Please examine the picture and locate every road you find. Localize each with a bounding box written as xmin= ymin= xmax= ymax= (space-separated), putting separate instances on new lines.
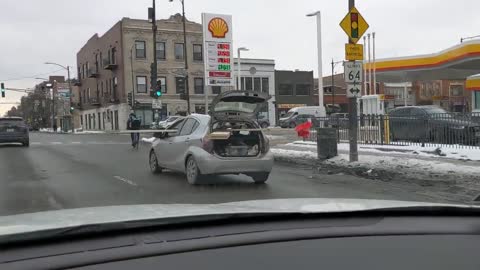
xmin=0 ymin=132 xmax=444 ymax=216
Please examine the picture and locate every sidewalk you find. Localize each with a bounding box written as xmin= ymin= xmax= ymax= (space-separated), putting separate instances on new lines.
xmin=272 ymin=141 xmax=480 ymax=202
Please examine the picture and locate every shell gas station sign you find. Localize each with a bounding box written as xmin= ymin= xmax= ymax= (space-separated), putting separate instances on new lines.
xmin=202 ymin=13 xmax=234 ymax=86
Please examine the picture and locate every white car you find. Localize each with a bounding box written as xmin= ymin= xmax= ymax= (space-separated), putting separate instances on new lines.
xmin=148 ymin=91 xmax=274 ymax=185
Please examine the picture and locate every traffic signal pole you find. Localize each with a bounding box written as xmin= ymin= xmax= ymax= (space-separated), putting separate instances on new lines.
xmin=181 ymin=0 xmax=191 ymax=114
xmin=348 ymin=0 xmax=359 ymax=162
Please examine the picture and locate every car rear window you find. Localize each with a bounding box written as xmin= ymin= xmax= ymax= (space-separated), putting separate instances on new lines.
xmin=0 ymin=119 xmax=24 ymax=126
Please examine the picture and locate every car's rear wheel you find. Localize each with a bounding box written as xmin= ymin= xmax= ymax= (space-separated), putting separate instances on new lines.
xmin=186 ymin=156 xmax=203 ymax=185
xmin=23 ymin=141 xmax=29 ymax=147
xmin=261 ymin=122 xmax=269 ymax=129
xmin=289 ymin=122 xmax=296 ymax=129
xmin=250 ymin=172 xmax=270 ymax=184
xmin=149 ymin=150 xmax=162 ymax=174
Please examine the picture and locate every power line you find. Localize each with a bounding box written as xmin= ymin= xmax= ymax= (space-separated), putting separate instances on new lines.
xmin=0 ymin=68 xmax=66 ymax=82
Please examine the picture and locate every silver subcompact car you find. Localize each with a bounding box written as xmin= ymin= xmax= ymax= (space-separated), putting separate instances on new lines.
xmin=148 ymin=91 xmax=274 ymax=185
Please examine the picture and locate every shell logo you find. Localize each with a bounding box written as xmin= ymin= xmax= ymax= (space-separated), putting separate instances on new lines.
xmin=208 ymin=17 xmax=229 ymax=38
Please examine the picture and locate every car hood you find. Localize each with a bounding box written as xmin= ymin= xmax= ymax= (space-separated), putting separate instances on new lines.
xmin=0 ymin=198 xmax=475 ymax=240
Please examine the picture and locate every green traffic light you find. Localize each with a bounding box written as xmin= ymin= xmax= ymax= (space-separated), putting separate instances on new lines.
xmin=156 ymin=90 xmax=162 ymax=97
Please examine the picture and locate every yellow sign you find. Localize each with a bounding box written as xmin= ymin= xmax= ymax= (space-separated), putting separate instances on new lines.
xmin=345 ymin=43 xmax=364 ymax=60
xmin=340 ymin=7 xmax=369 ymax=44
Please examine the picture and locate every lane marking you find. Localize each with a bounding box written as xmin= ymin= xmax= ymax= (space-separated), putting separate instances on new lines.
xmin=113 ymin=176 xmax=138 ymax=186
xmin=71 ymin=142 xmax=82 ymax=144
xmin=50 ymin=142 xmax=63 ymax=145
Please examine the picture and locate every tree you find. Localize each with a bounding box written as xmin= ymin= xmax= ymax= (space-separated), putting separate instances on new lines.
xmin=6 ymin=106 xmax=22 ymax=117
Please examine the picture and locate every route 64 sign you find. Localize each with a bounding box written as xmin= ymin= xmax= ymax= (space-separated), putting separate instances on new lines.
xmin=344 ymin=61 xmax=363 ymax=84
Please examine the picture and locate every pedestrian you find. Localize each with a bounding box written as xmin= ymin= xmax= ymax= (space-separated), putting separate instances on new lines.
xmin=53 ymin=123 xmax=57 ymax=133
xmin=127 ymin=112 xmax=141 ymax=147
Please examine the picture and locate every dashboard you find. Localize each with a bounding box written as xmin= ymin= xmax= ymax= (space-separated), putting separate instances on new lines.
xmin=1 ymin=213 xmax=479 ymax=270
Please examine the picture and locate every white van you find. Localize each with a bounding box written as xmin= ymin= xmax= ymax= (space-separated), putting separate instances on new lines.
xmin=279 ymin=106 xmax=326 ymax=128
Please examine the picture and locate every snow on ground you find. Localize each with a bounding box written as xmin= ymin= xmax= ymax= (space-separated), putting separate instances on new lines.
xmin=289 ymin=141 xmax=480 ymax=161
xmin=271 ymin=148 xmax=480 ymax=177
xmin=266 ymin=135 xmax=287 ymax=140
xmin=141 ymin=137 xmax=156 ymax=143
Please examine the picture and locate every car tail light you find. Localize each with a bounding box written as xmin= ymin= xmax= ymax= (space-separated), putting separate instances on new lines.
xmin=263 ymin=135 xmax=270 ymax=153
xmin=201 ymin=134 xmax=214 ymax=154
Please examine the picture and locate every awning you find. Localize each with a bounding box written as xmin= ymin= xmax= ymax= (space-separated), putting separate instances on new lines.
xmin=373 ymin=40 xmax=480 ymax=82
xmin=466 ymin=74 xmax=480 ymax=91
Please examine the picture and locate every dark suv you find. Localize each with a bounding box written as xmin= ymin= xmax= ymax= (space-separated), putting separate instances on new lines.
xmin=0 ymin=117 xmax=30 ymax=147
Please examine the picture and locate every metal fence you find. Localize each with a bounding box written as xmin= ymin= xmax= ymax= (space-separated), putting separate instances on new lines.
xmin=307 ymin=113 xmax=480 ymax=149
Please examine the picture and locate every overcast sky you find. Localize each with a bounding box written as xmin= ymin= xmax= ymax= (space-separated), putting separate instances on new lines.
xmin=1 ymin=0 xmax=478 ymax=114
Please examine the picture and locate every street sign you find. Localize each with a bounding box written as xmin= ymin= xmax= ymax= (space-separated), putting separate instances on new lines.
xmin=152 ymin=99 xmax=162 ymax=109
xmin=202 ymin=13 xmax=234 ymax=87
xmin=340 ymin=7 xmax=369 ymax=44
xmin=345 ymin=43 xmax=364 ymax=61
xmin=344 ymin=61 xmax=363 ymax=84
xmin=347 ymin=82 xmax=362 ymax=98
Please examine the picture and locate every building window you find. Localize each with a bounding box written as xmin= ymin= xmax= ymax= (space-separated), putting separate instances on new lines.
xmin=279 ymin=84 xmax=294 ymax=96
xmin=474 ymin=91 xmax=480 ymax=110
xmin=194 ymin=78 xmax=204 ymax=94
xmin=450 ymin=84 xmax=464 ymax=97
xmin=193 ymin=44 xmax=203 ymax=61
xmin=111 ymin=47 xmax=116 ymax=64
xmin=254 ymin=78 xmax=261 ymax=92
xmin=135 ymin=41 xmax=146 ymax=59
xmin=212 ymin=86 xmax=221 ymax=95
xmin=175 ymin=43 xmax=184 ymax=60
xmin=176 ymin=77 xmax=186 ymax=94
xmin=245 ymin=77 xmax=253 ymax=90
xmin=157 ymin=77 xmax=167 ymax=93
xmin=296 ymin=84 xmax=311 ymax=96
xmin=136 ymin=76 xmax=147 ymax=93
xmin=156 ymin=42 xmax=166 ymax=60
xmin=77 ymin=66 xmax=81 ymax=80
xmin=262 ymin=78 xmax=269 ymax=93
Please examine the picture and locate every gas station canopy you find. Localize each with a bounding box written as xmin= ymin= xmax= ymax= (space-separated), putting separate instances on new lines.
xmin=374 ymin=40 xmax=480 ymax=83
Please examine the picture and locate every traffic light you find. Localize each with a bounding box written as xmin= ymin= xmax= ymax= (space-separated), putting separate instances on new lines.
xmin=350 ymin=12 xmax=359 ymax=39
xmin=1 ymin=83 xmax=5 ymax=98
xmin=150 ymin=81 xmax=162 ymax=99
xmin=70 ymin=107 xmax=75 ymax=113
xmin=127 ymin=92 xmax=133 ymax=107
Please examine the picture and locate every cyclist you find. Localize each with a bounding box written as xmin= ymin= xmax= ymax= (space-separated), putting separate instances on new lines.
xmin=127 ymin=112 xmax=141 ymax=147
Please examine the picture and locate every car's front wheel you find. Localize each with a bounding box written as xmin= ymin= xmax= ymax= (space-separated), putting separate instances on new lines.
xmin=289 ymin=122 xmax=296 ymax=129
xmin=149 ymin=150 xmax=162 ymax=174
xmin=250 ymin=172 xmax=270 ymax=184
xmin=186 ymin=156 xmax=203 ymax=185
xmin=261 ymin=122 xmax=269 ymax=129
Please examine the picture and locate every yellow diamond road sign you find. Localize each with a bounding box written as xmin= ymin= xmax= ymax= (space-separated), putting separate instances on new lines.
xmin=340 ymin=7 xmax=369 ymax=44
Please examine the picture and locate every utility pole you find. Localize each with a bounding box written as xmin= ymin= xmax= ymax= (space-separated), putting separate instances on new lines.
xmin=331 ymin=59 xmax=335 ymax=113
xmin=348 ymin=0 xmax=358 ymax=162
xmin=181 ymin=0 xmax=191 ymax=114
xmin=151 ymin=0 xmax=158 ymax=104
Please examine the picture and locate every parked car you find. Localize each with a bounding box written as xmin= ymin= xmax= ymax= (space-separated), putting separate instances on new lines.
xmin=279 ymin=114 xmax=319 ymax=128
xmin=148 ymin=91 xmax=274 ymax=185
xmin=151 ymin=116 xmax=184 ymax=129
xmin=0 ymin=117 xmax=30 ymax=147
xmin=279 ymin=106 xmax=324 ymax=128
xmin=256 ymin=114 xmax=270 ymax=129
xmin=389 ymin=106 xmax=480 ymax=145
xmin=327 ymin=113 xmax=349 ymax=129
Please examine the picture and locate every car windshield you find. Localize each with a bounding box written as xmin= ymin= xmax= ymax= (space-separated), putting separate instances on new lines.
xmin=0 ymin=0 xmax=479 ymax=244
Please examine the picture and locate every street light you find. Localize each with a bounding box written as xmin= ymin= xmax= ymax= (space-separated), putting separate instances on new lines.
xmin=44 ymin=62 xmax=73 ymax=132
xmin=237 ymin=47 xmax=249 ymax=90
xmin=307 ymin=11 xmax=326 ymax=115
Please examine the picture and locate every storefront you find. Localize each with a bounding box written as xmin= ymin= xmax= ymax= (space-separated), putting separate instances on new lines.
xmin=466 ymin=74 xmax=480 ymax=113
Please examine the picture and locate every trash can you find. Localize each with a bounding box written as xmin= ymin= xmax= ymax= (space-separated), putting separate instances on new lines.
xmin=317 ymin=128 xmax=338 ymax=160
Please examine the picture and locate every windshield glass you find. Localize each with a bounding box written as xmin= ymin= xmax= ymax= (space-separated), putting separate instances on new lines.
xmin=0 ymin=0 xmax=479 ymax=243
xmin=213 ymin=101 xmax=258 ymax=113
xmin=0 ymin=119 xmax=23 ymax=126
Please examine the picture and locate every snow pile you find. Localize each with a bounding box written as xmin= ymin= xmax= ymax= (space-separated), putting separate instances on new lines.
xmin=266 ymin=135 xmax=287 ymax=140
xmin=289 ymin=141 xmax=480 ymax=161
xmin=141 ymin=137 xmax=156 ymax=144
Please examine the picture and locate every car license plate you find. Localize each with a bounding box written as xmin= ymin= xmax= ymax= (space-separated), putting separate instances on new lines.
xmin=6 ymin=129 xmax=14 ymax=132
